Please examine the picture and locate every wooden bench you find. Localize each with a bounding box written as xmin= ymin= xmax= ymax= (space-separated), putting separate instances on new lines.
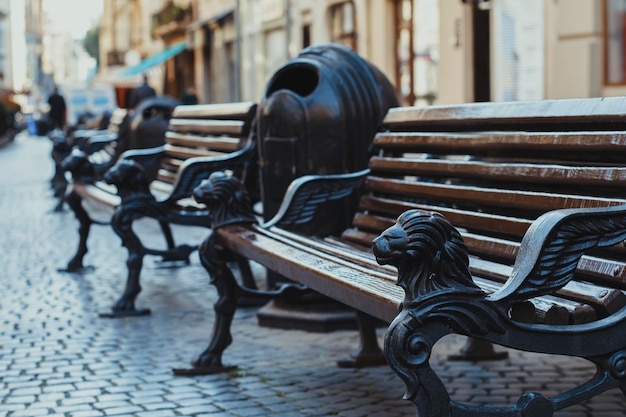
xmin=179 ymin=96 xmax=626 ymax=416
xmin=51 ymin=96 xmax=181 ymax=212
xmin=60 ymin=101 xmax=258 ymax=317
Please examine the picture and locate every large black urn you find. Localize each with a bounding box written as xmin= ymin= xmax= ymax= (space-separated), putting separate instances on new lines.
xmin=257 ymin=43 xmax=399 ymax=233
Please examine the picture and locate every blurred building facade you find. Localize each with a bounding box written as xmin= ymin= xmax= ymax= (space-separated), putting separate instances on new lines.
xmin=95 ymin=0 xmax=626 ymax=107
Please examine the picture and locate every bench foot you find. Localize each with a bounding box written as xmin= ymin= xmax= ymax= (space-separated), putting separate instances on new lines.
xmin=337 ymin=311 xmax=386 ymax=368
xmin=448 ymin=338 xmax=508 ymax=361
xmin=57 ymin=264 xmax=95 ymax=273
xmin=172 ymin=365 xmax=237 ymax=376
xmin=237 ymin=296 xmax=271 ymax=308
xmin=152 ymin=244 xmax=197 ymax=265
xmin=98 ymin=308 xmax=151 ymax=318
xmin=336 ymin=354 xmax=387 ymax=368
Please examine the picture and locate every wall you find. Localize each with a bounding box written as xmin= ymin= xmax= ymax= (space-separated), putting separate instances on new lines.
xmin=545 ymin=0 xmax=602 ymax=99
xmin=436 ymin=0 xmax=471 ymax=104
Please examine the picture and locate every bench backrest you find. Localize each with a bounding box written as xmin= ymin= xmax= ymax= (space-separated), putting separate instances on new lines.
xmin=107 ymin=108 xmax=128 ymax=136
xmin=341 ymin=97 xmax=626 ymax=324
xmin=85 ymin=108 xmax=128 ymax=163
xmin=150 ymin=102 xmax=257 ymax=197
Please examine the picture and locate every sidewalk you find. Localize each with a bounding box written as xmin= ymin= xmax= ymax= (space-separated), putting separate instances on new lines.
xmin=0 ymin=133 xmax=625 ymax=417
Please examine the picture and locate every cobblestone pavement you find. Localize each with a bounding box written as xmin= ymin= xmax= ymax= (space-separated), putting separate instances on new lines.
xmin=1 ymin=133 xmax=626 ymax=416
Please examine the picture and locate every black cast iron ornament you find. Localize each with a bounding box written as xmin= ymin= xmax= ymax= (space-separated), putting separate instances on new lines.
xmin=375 ymin=208 xmax=626 ymax=416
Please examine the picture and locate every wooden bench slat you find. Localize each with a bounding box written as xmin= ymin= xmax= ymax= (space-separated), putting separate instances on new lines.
xmin=382 ymin=97 xmax=626 ymax=128
xmin=370 ymin=157 xmax=626 ymax=187
xmin=163 ymin=144 xmax=226 ymax=159
xmin=373 ymin=131 xmax=626 ymax=153
xmin=340 ymin=228 xmax=379 ymax=248
xmin=168 ymin=119 xmax=244 ymax=136
xmin=165 ymin=132 xmax=241 ymax=152
xmin=219 ymin=225 xmax=403 ymax=323
xmin=269 ymin=228 xmax=396 ymax=278
xmin=73 ymin=183 xmax=120 ymax=208
xmin=171 ymin=101 xmax=256 ymax=119
xmin=160 ymin=157 xmax=182 ymax=172
xmin=358 ymin=195 xmax=533 ymax=238
xmin=156 ymin=169 xmax=177 ymax=185
xmin=365 ymin=176 xmax=626 ymax=213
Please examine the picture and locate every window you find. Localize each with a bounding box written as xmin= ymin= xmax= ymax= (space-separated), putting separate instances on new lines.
xmin=302 ymin=23 xmax=311 ymax=48
xmin=394 ymin=0 xmax=439 ymax=106
xmin=395 ymin=0 xmax=414 ymax=104
xmin=329 ymin=1 xmax=357 ymax=50
xmin=605 ymin=0 xmax=626 ymax=84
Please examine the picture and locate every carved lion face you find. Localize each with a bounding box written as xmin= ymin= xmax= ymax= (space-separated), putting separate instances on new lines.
xmin=104 ymin=159 xmax=149 ymax=190
xmin=61 ymin=150 xmax=94 ymax=179
xmin=192 ymin=171 xmax=233 ymax=206
xmin=372 ymin=224 xmax=409 ymax=267
xmin=192 ymin=171 xmax=256 ymax=229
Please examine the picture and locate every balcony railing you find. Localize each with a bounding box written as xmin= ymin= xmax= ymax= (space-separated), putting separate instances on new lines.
xmin=151 ymin=3 xmax=192 ymax=39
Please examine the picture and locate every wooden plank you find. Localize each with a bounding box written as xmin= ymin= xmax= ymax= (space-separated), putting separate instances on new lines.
xmin=357 ymin=195 xmax=533 ymax=237
xmin=168 ymin=118 xmax=244 ymax=136
xmin=268 ymin=228 xmax=396 ymax=278
xmin=149 ymin=180 xmax=174 ymax=197
xmin=172 ymin=101 xmax=256 ymax=119
xmin=218 ymin=225 xmax=403 ymax=323
xmin=369 ymin=157 xmax=626 ymax=187
xmin=160 ymin=157 xmax=182 ymax=173
xmin=382 ymin=97 xmax=626 ymax=128
xmin=156 ymin=169 xmax=177 ymax=185
xmin=73 ymin=183 xmax=120 ymax=208
xmin=373 ymin=131 xmax=626 ymax=153
xmin=163 ymin=144 xmax=226 ymax=159
xmin=340 ymin=228 xmax=379 ymax=248
xmin=165 ymin=132 xmax=241 ymax=152
xmin=365 ymin=176 xmax=626 ymax=212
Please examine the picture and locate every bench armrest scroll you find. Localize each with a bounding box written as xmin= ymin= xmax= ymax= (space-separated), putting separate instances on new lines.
xmin=262 ymin=169 xmax=370 ymax=229
xmin=489 ymin=205 xmax=626 ymax=305
xmin=82 ymin=133 xmax=119 ymax=154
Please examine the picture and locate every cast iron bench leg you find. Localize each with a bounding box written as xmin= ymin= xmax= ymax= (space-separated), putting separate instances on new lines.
xmin=61 ymin=189 xmax=94 ymax=272
xmin=174 ymin=233 xmax=239 ymax=374
xmin=173 ymin=232 xmax=309 ymax=376
xmin=159 ymin=220 xmax=176 ymax=250
xmin=101 ymin=205 xmax=151 ymax=318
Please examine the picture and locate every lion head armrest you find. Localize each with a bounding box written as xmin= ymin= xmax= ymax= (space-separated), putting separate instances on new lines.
xmin=61 ymin=149 xmax=98 ymax=184
xmin=191 ymin=167 xmax=369 ymax=231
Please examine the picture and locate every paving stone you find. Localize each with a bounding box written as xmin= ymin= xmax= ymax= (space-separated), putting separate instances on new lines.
xmin=135 ymin=410 xmax=177 ymax=417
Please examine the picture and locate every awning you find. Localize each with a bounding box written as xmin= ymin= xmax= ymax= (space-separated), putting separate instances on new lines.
xmin=121 ymin=41 xmax=187 ymax=77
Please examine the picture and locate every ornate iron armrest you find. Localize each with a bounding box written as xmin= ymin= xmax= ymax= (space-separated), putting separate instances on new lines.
xmin=261 ymin=168 xmax=370 ymax=229
xmin=191 ymin=167 xmax=369 ymax=231
xmin=115 ymin=145 xmax=166 ymax=181
xmin=377 ymin=206 xmax=626 ymax=417
xmin=161 ymin=140 xmax=258 ymax=203
xmin=489 ymin=204 xmax=626 ymax=306
xmin=82 ymin=133 xmax=119 ymax=154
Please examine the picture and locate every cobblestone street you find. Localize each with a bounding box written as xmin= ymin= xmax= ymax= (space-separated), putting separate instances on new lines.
xmin=1 ymin=133 xmax=625 ymax=416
